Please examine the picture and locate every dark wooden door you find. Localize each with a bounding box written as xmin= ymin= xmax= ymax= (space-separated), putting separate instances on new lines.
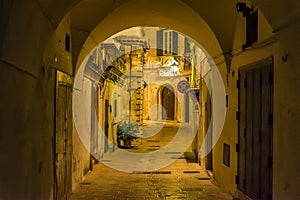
xmin=104 ymin=100 xmax=109 ymax=153
xmin=185 ymin=93 xmax=189 ymax=122
xmin=237 ymin=58 xmax=273 ymax=200
xmin=162 ymin=86 xmax=175 ymax=120
xmin=205 ymin=96 xmax=213 ymax=170
xmin=55 ymin=71 xmax=72 ymax=200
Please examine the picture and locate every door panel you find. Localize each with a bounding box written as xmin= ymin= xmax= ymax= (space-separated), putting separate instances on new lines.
xmin=245 ymin=71 xmax=253 ymax=196
xmin=162 ymin=87 xmax=175 ymax=120
xmin=238 ymin=71 xmax=246 ymax=191
xmin=185 ymin=93 xmax=189 ymax=122
xmin=104 ymin=100 xmax=109 ymax=153
xmin=237 ymin=58 xmax=273 ymax=199
xmin=205 ymin=97 xmax=212 ymax=170
xmin=260 ymin=64 xmax=273 ymax=199
xmin=55 ymin=71 xmax=72 ymax=200
xmin=252 ymin=68 xmax=262 ymax=199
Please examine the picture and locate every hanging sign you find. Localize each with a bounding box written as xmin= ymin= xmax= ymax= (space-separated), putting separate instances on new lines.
xmin=177 ymin=80 xmax=190 ymax=93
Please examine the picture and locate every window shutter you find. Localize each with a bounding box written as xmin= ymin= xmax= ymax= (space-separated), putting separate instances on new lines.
xmin=172 ymin=31 xmax=178 ymax=55
xmin=184 ymin=38 xmax=190 ymax=54
xmin=156 ymin=29 xmax=163 ymax=56
xmin=246 ymin=10 xmax=258 ymax=46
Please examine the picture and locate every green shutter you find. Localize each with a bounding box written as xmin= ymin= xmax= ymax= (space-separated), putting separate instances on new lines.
xmin=172 ymin=31 xmax=178 ymax=55
xmin=156 ymin=29 xmax=163 ymax=56
xmin=184 ymin=38 xmax=190 ymax=54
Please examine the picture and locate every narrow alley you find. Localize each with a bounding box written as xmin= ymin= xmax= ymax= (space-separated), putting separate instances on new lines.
xmin=2 ymin=1 xmax=300 ymax=199
xmin=69 ymin=121 xmax=232 ymax=200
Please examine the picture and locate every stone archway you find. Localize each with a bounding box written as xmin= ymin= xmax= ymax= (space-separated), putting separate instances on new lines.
xmin=2 ymin=0 xmax=300 ymax=199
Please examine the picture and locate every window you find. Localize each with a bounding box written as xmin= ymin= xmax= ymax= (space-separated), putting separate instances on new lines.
xmin=246 ymin=10 xmax=258 ymax=47
xmin=114 ymin=99 xmax=117 ymax=117
xmin=164 ymin=30 xmax=172 ymax=55
xmin=65 ymin=33 xmax=70 ymax=52
xmin=157 ymin=29 xmax=178 ymax=56
xmin=184 ymin=38 xmax=191 ymax=54
xmin=223 ymin=143 xmax=230 ymax=167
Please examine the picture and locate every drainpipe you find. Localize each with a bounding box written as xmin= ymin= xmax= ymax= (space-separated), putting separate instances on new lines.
xmin=129 ymin=50 xmax=132 ymax=124
xmin=191 ymin=43 xmax=196 ymax=87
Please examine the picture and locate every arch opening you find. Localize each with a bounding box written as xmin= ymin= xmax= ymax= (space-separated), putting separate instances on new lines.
xmin=72 ymin=26 xmax=226 ymax=173
xmin=4 ymin=0 xmax=298 ymax=199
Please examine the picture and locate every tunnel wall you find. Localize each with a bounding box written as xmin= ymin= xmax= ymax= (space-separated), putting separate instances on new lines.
xmin=210 ymin=9 xmax=275 ymax=196
xmin=50 ymin=16 xmax=93 ymax=194
xmin=0 ymin=1 xmax=56 ymax=199
xmin=0 ymin=2 xmax=90 ymax=198
xmin=211 ymin=7 xmax=300 ymax=199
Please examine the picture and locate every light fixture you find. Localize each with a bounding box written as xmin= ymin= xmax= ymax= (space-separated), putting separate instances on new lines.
xmin=236 ymin=2 xmax=252 ymax=17
xmin=54 ymin=55 xmax=58 ymax=63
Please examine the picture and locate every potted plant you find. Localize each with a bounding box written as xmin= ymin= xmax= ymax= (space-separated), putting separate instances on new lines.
xmin=117 ymin=120 xmax=139 ymax=148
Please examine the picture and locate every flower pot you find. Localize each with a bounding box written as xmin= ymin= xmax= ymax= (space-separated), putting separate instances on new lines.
xmin=124 ymin=139 xmax=132 ymax=148
xmin=118 ymin=140 xmax=124 ymax=147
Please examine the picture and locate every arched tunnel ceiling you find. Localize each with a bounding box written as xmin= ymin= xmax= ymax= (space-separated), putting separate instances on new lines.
xmin=64 ymin=0 xmax=300 ymax=67
xmin=73 ymin=0 xmax=229 ymax=71
xmin=36 ymin=0 xmax=81 ymax=25
xmin=251 ymin=0 xmax=300 ymax=31
xmin=70 ymin=0 xmax=130 ymax=65
xmin=181 ymin=0 xmax=238 ymax=53
xmin=3 ymin=0 xmax=300 ymax=72
xmin=70 ymin=0 xmax=239 ymax=68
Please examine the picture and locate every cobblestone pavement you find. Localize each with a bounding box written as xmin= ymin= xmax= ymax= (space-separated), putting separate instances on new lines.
xmin=69 ymin=121 xmax=233 ymax=200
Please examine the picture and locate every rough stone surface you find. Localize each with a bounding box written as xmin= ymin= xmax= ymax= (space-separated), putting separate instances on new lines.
xmin=69 ymin=121 xmax=232 ymax=200
xmin=69 ymin=159 xmax=232 ymax=200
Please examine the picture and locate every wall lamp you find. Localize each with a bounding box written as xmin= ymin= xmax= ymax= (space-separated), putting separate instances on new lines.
xmin=236 ymin=2 xmax=253 ymax=17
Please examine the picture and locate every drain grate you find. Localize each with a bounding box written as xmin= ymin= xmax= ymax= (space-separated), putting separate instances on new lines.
xmin=146 ymin=148 xmax=159 ymax=151
xmin=80 ymin=182 xmax=92 ymax=185
xmin=132 ymin=171 xmax=171 ymax=174
xmin=208 ymin=194 xmax=217 ymax=197
xmin=198 ymin=177 xmax=210 ymax=180
xmin=101 ymin=160 xmax=112 ymax=162
xmin=147 ymin=139 xmax=160 ymax=142
xmin=165 ymin=152 xmax=182 ymax=154
xmin=183 ymin=171 xmax=200 ymax=174
xmin=171 ymin=156 xmax=186 ymax=159
xmin=152 ymin=171 xmax=171 ymax=174
xmin=182 ymin=188 xmax=204 ymax=191
xmin=132 ymin=171 xmax=151 ymax=174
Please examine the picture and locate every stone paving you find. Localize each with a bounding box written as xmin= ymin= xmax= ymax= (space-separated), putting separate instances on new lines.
xmin=68 ymin=159 xmax=233 ymax=200
xmin=69 ymin=121 xmax=233 ymax=200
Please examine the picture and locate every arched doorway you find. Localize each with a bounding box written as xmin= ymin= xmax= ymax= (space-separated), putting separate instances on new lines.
xmin=161 ymin=86 xmax=175 ymax=120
